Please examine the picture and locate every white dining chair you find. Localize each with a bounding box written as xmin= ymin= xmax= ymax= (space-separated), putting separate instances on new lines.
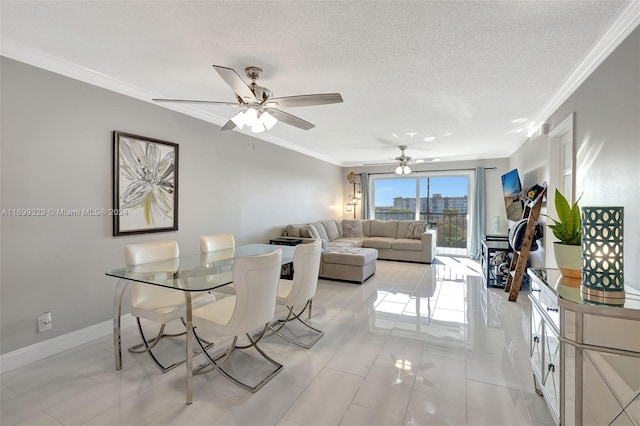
xmin=200 ymin=233 xmax=235 ymax=252
xmin=200 ymin=233 xmax=236 ymax=293
xmin=269 ymin=239 xmax=324 ymax=348
xmin=191 ymin=249 xmax=283 ymax=393
xmin=125 ymin=240 xmax=214 ymax=373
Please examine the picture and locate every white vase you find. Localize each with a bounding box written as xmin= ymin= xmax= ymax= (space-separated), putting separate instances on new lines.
xmin=553 ymin=242 xmax=581 ymax=278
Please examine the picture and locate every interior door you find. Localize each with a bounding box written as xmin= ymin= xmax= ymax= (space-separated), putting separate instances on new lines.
xmin=546 ymin=113 xmax=575 ymax=268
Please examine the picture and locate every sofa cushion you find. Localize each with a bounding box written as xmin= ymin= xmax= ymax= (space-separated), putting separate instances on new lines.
xmin=329 ymin=237 xmax=365 ymax=247
xmin=323 ymin=246 xmax=378 ymax=266
xmin=370 ymin=220 xmax=398 ymax=238
xmin=307 ymin=224 xmax=322 ymax=240
xmin=392 ymin=238 xmax=423 ymax=251
xmin=309 ymin=221 xmax=329 ymax=241
xmin=361 ymin=220 xmax=372 ymax=237
xmin=363 ymin=237 xmax=393 ymax=249
xmin=322 ymin=220 xmax=340 ymax=241
xmin=342 ymin=219 xmax=363 ymax=237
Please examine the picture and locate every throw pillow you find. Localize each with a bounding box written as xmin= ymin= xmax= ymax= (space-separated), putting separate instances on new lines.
xmin=300 ymin=225 xmax=313 ymax=238
xmin=307 ymin=224 xmax=322 ymax=240
xmin=342 ymin=219 xmax=363 ymax=237
xmin=406 ymin=222 xmax=427 ymax=239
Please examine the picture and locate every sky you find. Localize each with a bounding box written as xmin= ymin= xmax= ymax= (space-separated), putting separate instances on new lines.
xmin=374 ymin=176 xmax=469 ymax=207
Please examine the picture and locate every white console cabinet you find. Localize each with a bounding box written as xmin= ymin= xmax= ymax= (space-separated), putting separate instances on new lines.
xmin=528 ymin=268 xmax=640 ymax=425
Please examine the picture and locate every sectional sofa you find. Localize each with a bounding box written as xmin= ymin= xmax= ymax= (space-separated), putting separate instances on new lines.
xmin=282 ymin=219 xmax=437 ymax=283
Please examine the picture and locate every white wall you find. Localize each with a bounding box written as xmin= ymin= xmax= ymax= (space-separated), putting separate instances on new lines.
xmin=0 ymin=57 xmax=344 ymax=354
xmin=509 ymin=27 xmax=640 ymax=284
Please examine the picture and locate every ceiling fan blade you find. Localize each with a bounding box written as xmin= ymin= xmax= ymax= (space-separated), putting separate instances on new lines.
xmin=267 ymin=109 xmax=315 ymax=130
xmin=265 ymin=93 xmax=343 ymax=108
xmin=364 ymin=162 xmax=396 ymax=166
xmin=153 ymin=98 xmax=240 ymax=106
xmin=220 ymin=120 xmax=236 ymax=131
xmin=212 ymin=65 xmax=257 ymax=103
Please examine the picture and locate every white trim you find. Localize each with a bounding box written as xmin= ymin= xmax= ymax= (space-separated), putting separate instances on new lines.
xmin=0 ymin=39 xmax=343 ymax=167
xmin=2 ymin=3 xmax=638 ymax=167
xmin=0 ymin=314 xmax=135 ymax=374
xmin=529 ymin=1 xmax=640 ymax=135
xmin=548 ymin=112 xmax=574 ymax=138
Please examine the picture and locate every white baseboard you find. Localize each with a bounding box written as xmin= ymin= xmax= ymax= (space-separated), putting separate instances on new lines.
xmin=0 ymin=314 xmax=136 ymax=374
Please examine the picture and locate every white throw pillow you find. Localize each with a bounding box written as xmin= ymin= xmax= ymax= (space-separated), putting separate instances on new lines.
xmin=307 ymin=224 xmax=321 ymax=240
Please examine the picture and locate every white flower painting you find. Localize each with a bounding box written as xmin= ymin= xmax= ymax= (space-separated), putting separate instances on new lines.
xmin=113 ymin=132 xmax=178 ymax=235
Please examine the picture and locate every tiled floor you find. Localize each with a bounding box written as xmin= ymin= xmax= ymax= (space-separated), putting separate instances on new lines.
xmin=1 ymin=257 xmax=556 ymax=426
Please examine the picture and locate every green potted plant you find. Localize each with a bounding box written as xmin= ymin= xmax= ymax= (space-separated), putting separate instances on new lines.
xmin=546 ymin=189 xmax=582 ymax=278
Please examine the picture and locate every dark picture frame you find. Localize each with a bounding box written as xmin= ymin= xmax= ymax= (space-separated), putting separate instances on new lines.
xmin=112 ymin=131 xmax=179 ymax=236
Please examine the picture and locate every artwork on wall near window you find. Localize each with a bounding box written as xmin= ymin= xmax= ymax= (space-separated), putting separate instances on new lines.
xmin=112 ymin=131 xmax=179 ymax=236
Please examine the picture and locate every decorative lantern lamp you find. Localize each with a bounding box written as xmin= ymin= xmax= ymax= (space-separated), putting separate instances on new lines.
xmin=581 ymin=207 xmax=624 ymax=304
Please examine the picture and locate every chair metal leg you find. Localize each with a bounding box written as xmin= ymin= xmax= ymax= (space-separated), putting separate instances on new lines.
xmin=128 ymin=316 xmax=214 ymax=374
xmin=132 ymin=318 xmax=186 ymax=373
xmin=192 ymin=324 xmax=283 ymax=393
xmin=268 ymin=300 xmax=324 ymax=349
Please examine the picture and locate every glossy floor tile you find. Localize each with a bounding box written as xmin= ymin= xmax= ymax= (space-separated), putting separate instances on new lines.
xmin=1 ymin=257 xmax=556 ymax=425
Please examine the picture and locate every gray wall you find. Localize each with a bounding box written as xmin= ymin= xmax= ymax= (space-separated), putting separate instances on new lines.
xmin=0 ymin=57 xmax=343 ymax=354
xmin=510 ymin=27 xmax=640 ymax=284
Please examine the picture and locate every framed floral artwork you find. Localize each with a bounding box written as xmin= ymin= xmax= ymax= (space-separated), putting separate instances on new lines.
xmin=112 ymin=131 xmax=179 ymax=236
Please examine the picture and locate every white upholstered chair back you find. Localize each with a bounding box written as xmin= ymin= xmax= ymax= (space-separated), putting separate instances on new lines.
xmin=200 ymin=233 xmax=235 ymax=253
xmin=281 ymin=240 xmax=322 ymax=308
xmin=223 ymin=249 xmax=282 ymax=336
xmin=125 ymin=240 xmax=180 ymax=309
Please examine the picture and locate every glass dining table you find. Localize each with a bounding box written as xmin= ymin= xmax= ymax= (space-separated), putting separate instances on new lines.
xmin=105 ymin=243 xmax=295 ymax=404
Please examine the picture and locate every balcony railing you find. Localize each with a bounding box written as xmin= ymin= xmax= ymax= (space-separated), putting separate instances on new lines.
xmin=374 ymin=211 xmax=468 ymax=249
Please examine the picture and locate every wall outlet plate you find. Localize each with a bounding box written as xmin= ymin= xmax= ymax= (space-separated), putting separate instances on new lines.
xmin=38 ymin=312 xmax=52 ymax=333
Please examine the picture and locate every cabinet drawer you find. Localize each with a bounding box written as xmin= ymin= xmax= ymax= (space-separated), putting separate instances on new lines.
xmin=529 ymin=278 xmax=560 ymax=333
xmin=583 ymin=315 xmax=640 ymax=353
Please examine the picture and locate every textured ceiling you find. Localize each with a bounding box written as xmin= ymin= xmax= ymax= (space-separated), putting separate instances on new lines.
xmin=1 ymin=1 xmax=635 ymax=167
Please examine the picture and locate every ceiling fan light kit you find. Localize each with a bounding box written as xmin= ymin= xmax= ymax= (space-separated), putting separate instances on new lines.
xmin=395 ymin=165 xmax=412 ymax=175
xmin=153 ymin=65 xmax=343 ymax=133
xmin=229 ymin=108 xmax=277 ymax=133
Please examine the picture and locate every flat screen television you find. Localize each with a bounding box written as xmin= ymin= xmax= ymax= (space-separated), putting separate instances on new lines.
xmin=501 ymin=168 xmax=523 ymax=221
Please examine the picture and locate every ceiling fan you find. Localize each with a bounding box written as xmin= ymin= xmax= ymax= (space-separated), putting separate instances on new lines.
xmin=153 ymin=65 xmax=343 ymax=133
xmin=366 ymin=146 xmax=427 ymax=175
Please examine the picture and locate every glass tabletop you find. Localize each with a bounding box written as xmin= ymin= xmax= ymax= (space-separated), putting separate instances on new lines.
xmin=105 ymin=243 xmax=294 ymax=292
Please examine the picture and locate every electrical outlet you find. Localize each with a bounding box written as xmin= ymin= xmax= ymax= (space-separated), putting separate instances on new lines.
xmin=38 ymin=312 xmax=52 ymax=333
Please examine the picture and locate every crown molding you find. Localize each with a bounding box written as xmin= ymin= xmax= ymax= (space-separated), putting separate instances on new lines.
xmin=0 ymin=39 xmax=343 ymax=167
xmin=3 ymin=1 xmax=638 ymax=168
xmin=529 ymin=0 xmax=640 ymax=134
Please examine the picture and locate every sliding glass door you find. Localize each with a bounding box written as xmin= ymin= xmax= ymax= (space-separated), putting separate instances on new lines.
xmin=371 ymin=173 xmax=470 ymax=255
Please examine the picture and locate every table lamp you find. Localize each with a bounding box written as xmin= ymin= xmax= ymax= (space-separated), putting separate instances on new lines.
xmin=581 ymin=206 xmax=624 ymax=304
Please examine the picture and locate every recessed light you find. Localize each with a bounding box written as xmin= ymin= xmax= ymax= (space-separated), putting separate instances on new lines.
xmin=405 ymin=132 xmax=417 ymax=138
xmin=442 ymin=131 xmax=453 ymax=137
xmin=423 ymin=136 xmax=436 ymax=142
xmin=432 ymin=157 xmax=443 ymax=162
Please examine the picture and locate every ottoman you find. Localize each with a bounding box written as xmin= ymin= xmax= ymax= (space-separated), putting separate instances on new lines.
xmin=320 ymin=246 xmax=378 ymax=284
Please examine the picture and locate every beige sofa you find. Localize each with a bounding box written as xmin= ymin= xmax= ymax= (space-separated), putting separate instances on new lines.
xmin=284 ymin=219 xmax=437 ymax=265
